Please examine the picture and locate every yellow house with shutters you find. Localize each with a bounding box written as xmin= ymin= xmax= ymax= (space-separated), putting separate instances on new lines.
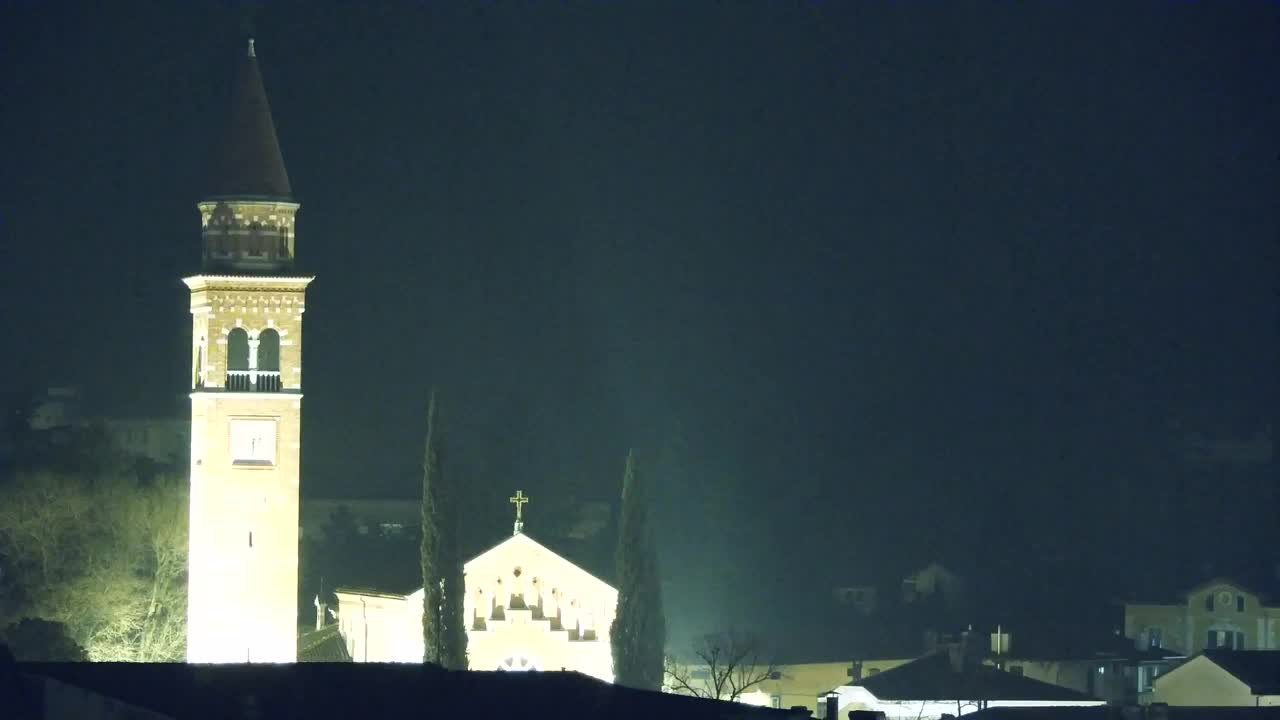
xmin=1125 ymin=578 xmax=1280 ymax=656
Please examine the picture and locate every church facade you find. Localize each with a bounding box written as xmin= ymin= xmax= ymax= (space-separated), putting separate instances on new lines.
xmin=185 ymin=39 xmax=313 ymax=663
xmin=336 ymin=517 xmax=618 ymax=681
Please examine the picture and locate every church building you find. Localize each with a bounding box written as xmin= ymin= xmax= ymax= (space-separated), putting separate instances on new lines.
xmin=185 ymin=39 xmax=313 ymax=663
xmin=335 ymin=492 xmax=619 ymax=681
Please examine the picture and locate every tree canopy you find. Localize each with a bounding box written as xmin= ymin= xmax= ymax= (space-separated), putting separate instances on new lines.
xmin=0 ymin=470 xmax=187 ymax=661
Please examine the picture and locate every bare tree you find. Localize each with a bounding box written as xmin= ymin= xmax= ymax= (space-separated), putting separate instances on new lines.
xmin=664 ymin=629 xmax=779 ymax=703
xmin=0 ymin=472 xmax=187 ymax=661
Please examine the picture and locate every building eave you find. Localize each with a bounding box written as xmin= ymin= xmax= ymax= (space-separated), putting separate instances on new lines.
xmin=183 ymin=275 xmax=316 ymax=291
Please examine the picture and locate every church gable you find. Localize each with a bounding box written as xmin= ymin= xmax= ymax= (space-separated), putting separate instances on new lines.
xmin=465 ymin=533 xmax=615 ymax=599
xmin=336 ymin=531 xmax=617 ymax=679
xmin=461 ymin=533 xmax=617 ymax=679
xmin=404 ymin=533 xmax=616 ymax=605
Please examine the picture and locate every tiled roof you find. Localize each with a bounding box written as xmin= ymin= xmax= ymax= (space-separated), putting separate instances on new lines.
xmin=297 ymin=625 xmax=351 ymax=663
xmin=849 ymin=650 xmax=1097 ymax=702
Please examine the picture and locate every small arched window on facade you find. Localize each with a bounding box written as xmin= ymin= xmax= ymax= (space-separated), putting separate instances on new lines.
xmin=193 ymin=342 xmax=204 ymax=389
xmin=248 ymin=223 xmax=263 ymax=256
xmin=226 ymin=328 xmax=250 ymax=391
xmin=257 ymin=329 xmax=281 ymax=391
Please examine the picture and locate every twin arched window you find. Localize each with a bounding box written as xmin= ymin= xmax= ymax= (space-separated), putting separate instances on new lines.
xmin=225 ymin=327 xmax=282 ymax=391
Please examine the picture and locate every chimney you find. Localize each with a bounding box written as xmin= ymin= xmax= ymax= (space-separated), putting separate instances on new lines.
xmin=314 ymin=594 xmax=327 ymax=631
xmin=991 ymin=627 xmax=1012 ymax=655
xmin=948 ymin=643 xmax=965 ymax=673
xmin=824 ymin=694 xmax=839 ymax=720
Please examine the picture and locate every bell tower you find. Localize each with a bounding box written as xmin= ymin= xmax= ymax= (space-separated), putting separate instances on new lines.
xmin=185 ymin=38 xmax=313 ymax=663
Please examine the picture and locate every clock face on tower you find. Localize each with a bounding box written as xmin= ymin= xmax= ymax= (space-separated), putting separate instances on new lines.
xmin=230 ymin=418 xmax=277 ymax=466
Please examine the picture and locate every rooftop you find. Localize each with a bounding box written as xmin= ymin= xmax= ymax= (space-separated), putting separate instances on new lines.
xmin=206 ymin=39 xmax=292 ymax=200
xmin=966 ymin=707 xmax=1280 ymax=720
xmin=16 ymin=662 xmax=804 ymax=720
xmin=848 ymin=650 xmax=1098 ymax=702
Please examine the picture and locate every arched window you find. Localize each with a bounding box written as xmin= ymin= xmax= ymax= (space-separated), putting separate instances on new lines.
xmin=258 ymin=329 xmax=280 ymax=371
xmin=248 ymin=222 xmax=264 ymax=256
xmin=226 ymin=328 xmax=250 ymax=391
xmin=256 ymin=329 xmax=281 ymax=391
xmin=1207 ymin=623 xmax=1245 ymax=650
xmin=227 ymin=328 xmax=250 ymax=370
xmin=497 ymin=653 xmax=538 ymax=671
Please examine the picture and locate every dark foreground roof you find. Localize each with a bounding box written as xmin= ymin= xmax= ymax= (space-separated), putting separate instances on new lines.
xmin=1201 ymin=650 xmax=1280 ymax=695
xmin=851 ymin=651 xmax=1097 ymax=702
xmin=17 ymin=662 xmax=805 ymax=720
xmin=967 ymin=707 xmax=1280 ymax=720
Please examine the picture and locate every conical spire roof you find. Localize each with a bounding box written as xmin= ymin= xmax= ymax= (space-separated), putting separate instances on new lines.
xmin=207 ymin=39 xmax=292 ymax=200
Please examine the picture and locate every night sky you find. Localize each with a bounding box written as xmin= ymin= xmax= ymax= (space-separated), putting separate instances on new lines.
xmin=2 ymin=2 xmax=1278 ymax=649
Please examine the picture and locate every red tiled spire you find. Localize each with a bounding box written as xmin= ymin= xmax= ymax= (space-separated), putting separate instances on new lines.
xmin=206 ymin=38 xmax=292 ymax=199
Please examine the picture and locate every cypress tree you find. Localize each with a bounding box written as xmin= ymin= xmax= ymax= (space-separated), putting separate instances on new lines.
xmin=609 ymin=449 xmax=666 ymax=689
xmin=420 ymin=390 xmax=442 ymax=664
xmin=420 ymin=389 xmax=468 ymax=669
xmin=439 ymin=454 xmax=468 ymax=669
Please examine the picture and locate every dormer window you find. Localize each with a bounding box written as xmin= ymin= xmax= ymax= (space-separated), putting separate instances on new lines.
xmin=1236 ymin=595 xmax=1245 ymax=612
xmin=1205 ymin=594 xmax=1214 ymax=611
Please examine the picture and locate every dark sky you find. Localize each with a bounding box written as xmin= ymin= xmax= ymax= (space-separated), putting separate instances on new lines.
xmin=2 ymin=2 xmax=1278 ymax=648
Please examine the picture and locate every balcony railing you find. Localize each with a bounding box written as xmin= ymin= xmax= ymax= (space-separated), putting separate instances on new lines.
xmin=226 ymin=370 xmax=282 ymax=392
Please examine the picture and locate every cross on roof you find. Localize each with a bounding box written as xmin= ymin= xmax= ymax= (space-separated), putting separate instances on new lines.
xmin=509 ymin=490 xmax=529 ymax=535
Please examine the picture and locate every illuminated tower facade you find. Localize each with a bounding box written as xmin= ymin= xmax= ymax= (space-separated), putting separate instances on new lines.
xmin=185 ymin=39 xmax=312 ymax=663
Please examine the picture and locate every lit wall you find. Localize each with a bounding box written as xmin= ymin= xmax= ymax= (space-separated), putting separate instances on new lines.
xmin=747 ymin=659 xmax=913 ymax=712
xmin=185 ymin=275 xmax=311 ymax=664
xmin=1125 ymin=580 xmax=1280 ymax=655
xmin=335 ymin=533 xmax=617 ymax=681
xmin=1152 ymin=655 xmax=1264 ymax=707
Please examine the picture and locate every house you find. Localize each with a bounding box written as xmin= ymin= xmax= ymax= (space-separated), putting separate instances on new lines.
xmin=100 ymin=417 xmax=189 ymax=467
xmin=902 ymin=563 xmax=966 ymax=608
xmin=1152 ymin=650 xmax=1280 ymax=706
xmin=739 ymin=659 xmax=916 ymax=713
xmin=978 ymin=628 xmax=1184 ymax=704
xmin=300 ymin=498 xmax=422 ymax=540
xmin=335 ymin=528 xmax=617 ymax=679
xmin=1125 ymin=578 xmax=1280 ymax=655
xmin=819 ymin=649 xmax=1104 ymax=719
xmin=833 ymin=563 xmax=967 ymax=618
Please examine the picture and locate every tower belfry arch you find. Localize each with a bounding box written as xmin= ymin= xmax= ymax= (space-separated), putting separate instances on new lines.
xmin=185 ymin=38 xmax=313 ymax=663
